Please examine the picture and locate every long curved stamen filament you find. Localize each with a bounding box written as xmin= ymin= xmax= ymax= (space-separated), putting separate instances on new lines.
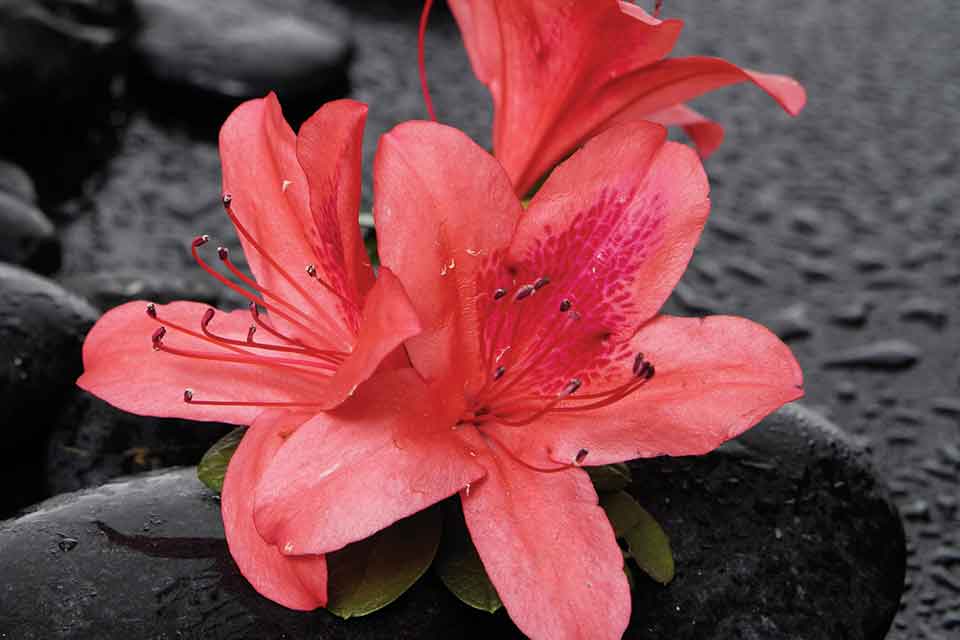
xmin=200 ymin=308 xmax=347 ymax=364
xmin=482 ymin=430 xmax=587 ymax=473
xmin=418 ymin=0 xmax=437 ymax=121
xmin=182 ymin=389 xmax=327 ymax=408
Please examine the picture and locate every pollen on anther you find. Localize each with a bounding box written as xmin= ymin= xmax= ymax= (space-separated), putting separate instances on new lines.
xmin=193 ymin=235 xmax=210 ymax=247
xmin=217 ymin=246 xmax=229 ymax=260
xmin=306 ymin=264 xmax=317 ymax=278
xmin=183 ymin=388 xmax=194 ymax=403
xmin=493 ymin=365 xmax=506 ymax=380
xmin=145 ymin=303 xmax=157 ymax=318
xmin=559 ymin=299 xmax=572 ymax=312
xmin=561 ymin=378 xmax=582 ymax=397
xmin=493 ymin=288 xmax=507 ymax=300
xmin=534 ymin=276 xmax=550 ymax=290
xmin=222 ymin=193 xmax=233 ymax=207
xmin=575 ymin=448 xmax=589 ymax=465
xmin=515 ymin=284 xmax=535 ymax=301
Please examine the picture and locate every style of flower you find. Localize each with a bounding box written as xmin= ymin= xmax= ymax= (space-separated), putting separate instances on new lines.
xmin=421 ymin=0 xmax=807 ymax=195
xmin=248 ymin=118 xmax=803 ymax=638
xmin=77 ymin=94 xmax=424 ymax=609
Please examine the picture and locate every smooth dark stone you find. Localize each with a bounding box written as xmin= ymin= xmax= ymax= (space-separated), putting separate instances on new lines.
xmin=765 ymin=302 xmax=812 ymax=341
xmin=0 ymin=405 xmax=904 ymax=639
xmin=45 ymin=391 xmax=234 ymax=496
xmin=824 ymin=340 xmax=921 ymax=369
xmin=829 ymin=298 xmax=873 ymax=327
xmin=0 ymin=0 xmax=133 ymax=130
xmin=132 ymin=0 xmax=351 ymax=118
xmin=0 ymin=263 xmax=99 ymax=448
xmin=0 ymin=191 xmax=61 ymax=274
xmin=0 ymin=158 xmax=37 ymax=203
xmin=60 ymin=270 xmax=224 ymax=311
xmin=628 ymin=403 xmax=905 ymax=640
xmin=898 ymin=296 xmax=948 ymax=328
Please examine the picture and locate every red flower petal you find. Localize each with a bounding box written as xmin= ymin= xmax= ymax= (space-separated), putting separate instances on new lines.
xmin=222 ymin=410 xmax=328 ymax=610
xmin=77 ymin=301 xmax=322 ymax=424
xmin=296 ymin=99 xmax=375 ymax=309
xmin=497 ymin=315 xmax=804 ymax=466
xmin=374 ymin=121 xmax=522 ymax=387
xmin=219 ymin=94 xmax=351 ymax=349
xmin=513 ymin=122 xmax=710 ymax=340
xmin=461 ymin=443 xmax=630 ymax=640
xmin=253 ymin=370 xmax=486 ymax=555
xmin=447 ymin=0 xmax=683 ymax=194
xmin=645 ymin=103 xmax=725 ymax=159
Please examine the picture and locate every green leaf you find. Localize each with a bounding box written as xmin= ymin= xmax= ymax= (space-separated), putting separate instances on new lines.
xmin=197 ymin=427 xmax=246 ymax=493
xmin=435 ymin=502 xmax=502 ymax=613
xmin=586 ymin=463 xmax=633 ymax=492
xmin=327 ymin=506 xmax=443 ymax=619
xmin=600 ymin=491 xmax=675 ymax=585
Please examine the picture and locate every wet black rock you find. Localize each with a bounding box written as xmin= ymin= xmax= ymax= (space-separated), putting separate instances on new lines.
xmin=0 ymin=191 xmax=60 ymax=274
xmin=898 ymin=296 xmax=948 ymax=329
xmin=0 ymin=263 xmax=99 ymax=448
xmin=824 ymin=339 xmax=921 ymax=369
xmin=45 ymin=391 xmax=234 ymax=495
xmin=60 ymin=269 xmax=223 ymax=311
xmin=0 ymin=158 xmax=37 ymax=203
xmin=628 ymin=403 xmax=905 ymax=640
xmin=0 ymin=0 xmax=133 ymax=135
xmin=0 ymin=405 xmax=904 ymax=639
xmin=132 ymin=0 xmax=352 ymax=119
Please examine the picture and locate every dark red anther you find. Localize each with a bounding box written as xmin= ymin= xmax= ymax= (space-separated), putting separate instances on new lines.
xmin=151 ymin=326 xmax=166 ymax=350
xmin=146 ymin=303 xmax=157 ymax=318
xmin=653 ymin=0 xmax=664 ymax=18
xmin=533 ymin=276 xmax=550 ymax=290
xmin=559 ymin=299 xmax=572 ymax=312
xmin=217 ymin=246 xmax=229 ymax=260
xmin=493 ymin=288 xmax=507 ymax=300
xmin=515 ymin=284 xmax=535 ymax=301
xmin=306 ymin=264 xmax=318 ymax=278
xmin=183 ymin=388 xmax=194 ymax=403
xmin=192 ymin=235 xmax=210 ymax=248
xmin=493 ymin=365 xmax=506 ymax=380
xmin=632 ymin=352 xmax=646 ymax=376
xmin=575 ymin=448 xmax=589 ymax=465
xmin=222 ymin=193 xmax=233 ymax=207
xmin=201 ymin=308 xmax=215 ymax=329
xmin=246 ymin=325 xmax=257 ymax=342
xmin=248 ymin=301 xmax=259 ymax=319
xmin=561 ymin=378 xmax=582 ymax=397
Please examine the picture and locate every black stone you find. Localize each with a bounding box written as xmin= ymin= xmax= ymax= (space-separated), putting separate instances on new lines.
xmin=0 ymin=263 xmax=99 ymax=449
xmin=0 ymin=158 xmax=37 ymax=203
xmin=132 ymin=0 xmax=352 ymax=124
xmin=60 ymin=269 xmax=224 ymax=312
xmin=0 ymin=190 xmax=61 ymax=274
xmin=898 ymin=296 xmax=948 ymax=329
xmin=764 ymin=302 xmax=812 ymax=341
xmin=45 ymin=391 xmax=234 ymax=496
xmin=0 ymin=405 xmax=904 ymax=639
xmin=824 ymin=340 xmax=921 ymax=369
xmin=627 ymin=403 xmax=905 ymax=640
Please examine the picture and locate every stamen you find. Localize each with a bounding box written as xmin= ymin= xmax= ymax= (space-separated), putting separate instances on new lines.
xmin=559 ymin=299 xmax=572 ymax=312
xmin=199 ymin=307 xmax=347 ymax=362
xmin=493 ymin=287 xmax=508 ymax=300
xmin=151 ymin=326 xmax=166 ymax=351
xmin=183 ymin=388 xmax=326 ymax=408
xmin=514 ymin=284 xmax=535 ymax=301
xmin=493 ymin=365 xmax=506 ymax=380
xmin=533 ymin=276 xmax=550 ymax=290
xmin=418 ymin=0 xmax=437 ymax=121
xmin=146 ymin=303 xmax=157 ymax=319
xmin=575 ymin=449 xmax=589 ymax=465
xmin=305 ymin=263 xmax=361 ymax=313
xmin=483 ymin=431 xmax=578 ymax=474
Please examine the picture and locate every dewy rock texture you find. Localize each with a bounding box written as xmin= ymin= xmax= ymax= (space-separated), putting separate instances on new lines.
xmin=0 ymin=405 xmax=904 ymax=639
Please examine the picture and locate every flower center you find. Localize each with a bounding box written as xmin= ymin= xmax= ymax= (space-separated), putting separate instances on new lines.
xmin=144 ymin=193 xmax=358 ymax=408
xmin=462 ymin=276 xmax=656 ymax=438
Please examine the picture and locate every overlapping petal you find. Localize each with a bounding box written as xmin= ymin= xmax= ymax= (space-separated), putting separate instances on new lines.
xmin=77 ymin=301 xmax=320 ymax=424
xmin=375 ymin=121 xmax=522 ymax=387
xmin=253 ymin=370 xmax=486 ymax=555
xmin=461 ymin=439 xmax=630 ymax=640
xmin=646 ymin=104 xmax=725 ymax=159
xmin=491 ymin=315 xmax=804 ymax=467
xmin=222 ymin=410 xmax=328 ymax=610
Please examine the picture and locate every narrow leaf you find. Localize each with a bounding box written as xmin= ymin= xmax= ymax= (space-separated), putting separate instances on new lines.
xmin=600 ymin=490 xmax=645 ymax=536
xmin=623 ymin=505 xmax=675 ymax=585
xmin=435 ymin=502 xmax=502 ymax=613
xmin=586 ymin=463 xmax=633 ymax=492
xmin=327 ymin=506 xmax=443 ymax=619
xmin=197 ymin=427 xmax=246 ymax=493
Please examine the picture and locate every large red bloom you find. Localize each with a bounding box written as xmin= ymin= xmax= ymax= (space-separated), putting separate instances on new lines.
xmin=436 ymin=0 xmax=807 ymax=195
xmin=251 ymin=119 xmax=803 ymax=638
xmin=77 ymin=95 xmax=423 ymax=610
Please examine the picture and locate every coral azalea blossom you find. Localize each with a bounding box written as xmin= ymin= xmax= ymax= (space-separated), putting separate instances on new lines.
xmin=249 ymin=119 xmax=803 ymax=638
xmin=427 ymin=0 xmax=807 ymax=195
xmin=77 ymin=94 xmax=424 ymax=609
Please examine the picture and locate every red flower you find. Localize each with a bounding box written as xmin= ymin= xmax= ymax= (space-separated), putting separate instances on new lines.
xmin=250 ymin=119 xmax=803 ymax=638
xmin=425 ymin=0 xmax=806 ymax=195
xmin=77 ymin=94 xmax=423 ymax=609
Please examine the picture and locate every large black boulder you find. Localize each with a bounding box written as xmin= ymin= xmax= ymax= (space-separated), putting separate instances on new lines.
xmin=0 ymin=404 xmax=904 ymax=639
